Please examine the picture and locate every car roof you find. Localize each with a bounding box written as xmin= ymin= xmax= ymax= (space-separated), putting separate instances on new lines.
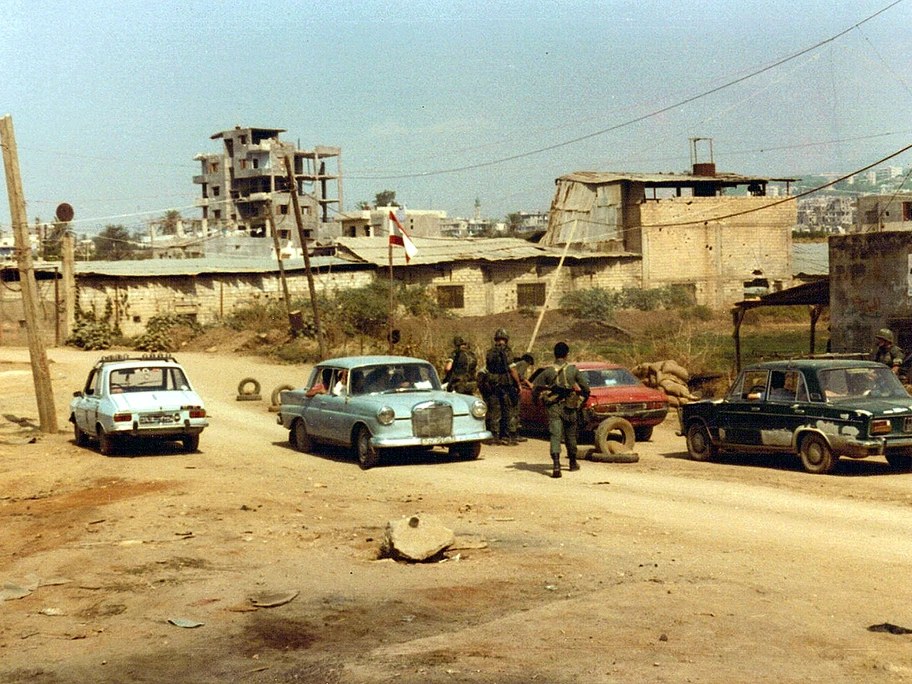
xmin=92 ymin=354 xmax=183 ymax=371
xmin=317 ymin=355 xmax=432 ymax=370
xmin=744 ymin=359 xmax=883 ymax=372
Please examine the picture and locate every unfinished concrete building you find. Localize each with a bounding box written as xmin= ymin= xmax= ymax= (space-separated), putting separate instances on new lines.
xmin=193 ymin=126 xmax=342 ymax=254
xmin=541 ymin=158 xmax=798 ymax=309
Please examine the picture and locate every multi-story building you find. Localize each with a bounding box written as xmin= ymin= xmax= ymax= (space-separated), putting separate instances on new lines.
xmin=855 ymin=194 xmax=912 ymax=233
xmin=193 ymin=126 xmax=342 ymax=253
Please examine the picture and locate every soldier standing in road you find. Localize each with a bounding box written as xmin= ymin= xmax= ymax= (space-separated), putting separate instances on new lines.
xmin=442 ymin=336 xmax=478 ymax=395
xmin=533 ymin=341 xmax=590 ymax=478
xmin=484 ymin=328 xmax=522 ymax=445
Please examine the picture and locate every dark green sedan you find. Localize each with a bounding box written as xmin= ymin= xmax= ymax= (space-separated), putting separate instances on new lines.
xmin=678 ymin=359 xmax=912 ymax=474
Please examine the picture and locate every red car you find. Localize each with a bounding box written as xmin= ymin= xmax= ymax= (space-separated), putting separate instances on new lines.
xmin=520 ymin=362 xmax=670 ymax=442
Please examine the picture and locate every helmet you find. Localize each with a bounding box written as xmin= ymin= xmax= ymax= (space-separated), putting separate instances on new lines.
xmin=453 ymin=335 xmax=466 ymax=347
xmin=494 ymin=328 xmax=509 ymax=341
xmin=876 ymin=328 xmax=895 ymax=343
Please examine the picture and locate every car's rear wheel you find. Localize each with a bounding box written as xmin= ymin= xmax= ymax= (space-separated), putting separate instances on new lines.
xmin=634 ymin=425 xmax=654 ymax=442
xmin=799 ymin=434 xmax=836 ymax=474
xmin=450 ymin=441 xmax=481 ymax=461
xmin=98 ymin=427 xmax=116 ymax=456
xmin=355 ymin=427 xmax=381 ymax=470
xmin=182 ymin=434 xmax=200 ymax=453
xmin=886 ymin=452 xmax=912 ymax=472
xmin=293 ymin=419 xmax=313 ymax=454
xmin=685 ymin=422 xmax=717 ymax=462
xmin=73 ymin=421 xmax=89 ymax=447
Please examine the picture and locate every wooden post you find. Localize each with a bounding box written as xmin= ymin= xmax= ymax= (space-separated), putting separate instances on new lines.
xmin=283 ymin=155 xmax=326 ymax=359
xmin=0 ymin=114 xmax=58 ymax=433
xmin=61 ymin=231 xmax=75 ymax=339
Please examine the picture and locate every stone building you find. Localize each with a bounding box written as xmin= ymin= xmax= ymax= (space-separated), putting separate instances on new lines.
xmin=541 ymin=166 xmax=798 ymax=308
xmin=854 ymin=194 xmax=912 ymax=233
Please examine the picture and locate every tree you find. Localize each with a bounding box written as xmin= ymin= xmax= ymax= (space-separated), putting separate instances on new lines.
xmin=506 ymin=212 xmax=523 ymax=232
xmin=93 ymin=224 xmax=134 ymax=261
xmin=374 ymin=190 xmax=399 ymax=208
xmin=159 ymin=209 xmax=181 ymax=235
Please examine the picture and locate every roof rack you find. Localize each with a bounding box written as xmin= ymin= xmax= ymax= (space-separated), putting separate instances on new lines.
xmin=93 ymin=353 xmax=178 ymax=367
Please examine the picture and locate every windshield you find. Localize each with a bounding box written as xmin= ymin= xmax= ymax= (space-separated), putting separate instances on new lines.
xmin=109 ymin=366 xmax=190 ymax=393
xmin=819 ymin=366 xmax=910 ymax=401
xmin=582 ymin=368 xmax=640 ymax=388
xmin=350 ymin=363 xmax=441 ymax=395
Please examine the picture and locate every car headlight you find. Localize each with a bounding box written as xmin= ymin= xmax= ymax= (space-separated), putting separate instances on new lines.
xmin=377 ymin=406 xmax=395 ymax=425
xmin=471 ymin=399 xmax=487 ymax=419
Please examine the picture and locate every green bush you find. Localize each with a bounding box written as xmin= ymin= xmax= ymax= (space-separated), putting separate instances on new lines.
xmin=133 ymin=313 xmax=200 ymax=352
xmin=559 ymin=288 xmax=616 ymax=321
xmin=68 ymin=318 xmax=114 ymax=350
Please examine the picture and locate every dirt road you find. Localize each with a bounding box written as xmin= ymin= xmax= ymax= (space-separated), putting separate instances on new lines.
xmin=2 ymin=347 xmax=912 ymax=683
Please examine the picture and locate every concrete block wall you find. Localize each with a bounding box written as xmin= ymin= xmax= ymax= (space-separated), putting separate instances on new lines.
xmin=640 ymin=196 xmax=794 ymax=308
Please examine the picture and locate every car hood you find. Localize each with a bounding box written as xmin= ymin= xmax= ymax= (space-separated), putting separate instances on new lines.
xmin=110 ymin=391 xmax=204 ymax=411
xmin=367 ymin=389 xmax=477 ymax=415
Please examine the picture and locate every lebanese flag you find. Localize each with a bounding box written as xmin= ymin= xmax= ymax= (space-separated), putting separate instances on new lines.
xmin=388 ymin=210 xmax=417 ymax=262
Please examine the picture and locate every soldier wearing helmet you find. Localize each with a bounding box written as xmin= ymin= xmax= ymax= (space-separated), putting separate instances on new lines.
xmin=484 ymin=328 xmax=522 ymax=445
xmin=872 ymin=328 xmax=903 ymax=375
xmin=442 ymin=335 xmax=478 ymax=394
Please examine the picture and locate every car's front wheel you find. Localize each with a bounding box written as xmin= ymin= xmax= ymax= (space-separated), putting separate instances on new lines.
xmin=685 ymin=422 xmax=717 ymax=462
xmin=634 ymin=425 xmax=654 ymax=442
xmin=799 ymin=434 xmax=836 ymax=474
xmin=450 ymin=441 xmax=481 ymax=461
xmin=73 ymin=421 xmax=89 ymax=447
xmin=355 ymin=427 xmax=381 ymax=470
xmin=293 ymin=419 xmax=313 ymax=454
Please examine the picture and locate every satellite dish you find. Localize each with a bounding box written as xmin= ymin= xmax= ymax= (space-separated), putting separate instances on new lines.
xmin=55 ymin=203 xmax=74 ymax=223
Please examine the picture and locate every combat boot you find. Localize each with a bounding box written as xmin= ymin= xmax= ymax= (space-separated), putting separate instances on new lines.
xmin=550 ymin=455 xmax=562 ymax=478
xmin=568 ymin=454 xmax=580 ymax=472
xmin=506 ymin=433 xmax=519 ymax=446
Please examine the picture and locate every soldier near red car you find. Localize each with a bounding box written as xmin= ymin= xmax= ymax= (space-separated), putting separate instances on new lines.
xmin=442 ymin=336 xmax=478 ymax=395
xmin=532 ymin=342 xmax=590 ymax=478
xmin=484 ymin=328 xmax=522 ymax=446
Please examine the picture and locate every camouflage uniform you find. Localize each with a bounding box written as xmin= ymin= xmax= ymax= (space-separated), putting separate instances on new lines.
xmin=533 ymin=343 xmax=590 ymax=478
xmin=443 ymin=336 xmax=478 ymax=395
xmin=484 ymin=328 xmax=521 ymax=445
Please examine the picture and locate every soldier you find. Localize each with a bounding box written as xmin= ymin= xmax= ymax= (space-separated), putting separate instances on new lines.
xmin=442 ymin=336 xmax=478 ymax=395
xmin=484 ymin=328 xmax=522 ymax=445
xmin=511 ymin=353 xmax=535 ymax=443
xmin=532 ymin=341 xmax=590 ymax=478
xmin=872 ymin=328 xmax=903 ymax=375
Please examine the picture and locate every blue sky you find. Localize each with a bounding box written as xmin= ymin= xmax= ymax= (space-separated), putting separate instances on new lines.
xmin=3 ymin=0 xmax=912 ymax=237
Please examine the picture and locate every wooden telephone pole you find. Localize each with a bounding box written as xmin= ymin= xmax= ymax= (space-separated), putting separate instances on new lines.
xmin=0 ymin=114 xmax=58 ymax=432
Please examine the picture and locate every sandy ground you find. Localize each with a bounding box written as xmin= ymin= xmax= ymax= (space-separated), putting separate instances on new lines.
xmin=2 ymin=347 xmax=912 ymax=683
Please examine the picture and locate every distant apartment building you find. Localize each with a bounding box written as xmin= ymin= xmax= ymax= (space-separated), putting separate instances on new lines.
xmin=795 ymin=196 xmax=855 ymax=234
xmin=338 ymin=208 xmax=445 ymax=238
xmin=855 ymin=193 xmax=912 ymax=232
xmin=193 ymin=126 xmax=342 ymax=250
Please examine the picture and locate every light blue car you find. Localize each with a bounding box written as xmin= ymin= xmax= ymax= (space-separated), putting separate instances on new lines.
xmin=278 ymin=355 xmax=491 ymax=469
xmin=69 ymin=354 xmax=208 ymax=455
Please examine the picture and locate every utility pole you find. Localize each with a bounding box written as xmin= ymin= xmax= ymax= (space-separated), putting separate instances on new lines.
xmin=58 ymin=203 xmax=76 ymax=340
xmin=0 ymin=114 xmax=58 ymax=433
xmin=283 ymin=155 xmax=326 ymax=359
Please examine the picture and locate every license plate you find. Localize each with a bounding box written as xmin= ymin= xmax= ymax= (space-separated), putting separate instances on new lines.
xmin=904 ymin=417 xmax=912 ymax=433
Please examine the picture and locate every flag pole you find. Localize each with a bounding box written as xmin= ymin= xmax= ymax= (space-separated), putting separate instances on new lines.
xmin=388 ymin=213 xmax=394 ymax=354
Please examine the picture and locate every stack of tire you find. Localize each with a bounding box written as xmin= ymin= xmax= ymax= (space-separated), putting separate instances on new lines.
xmin=632 ymin=360 xmax=700 ymax=407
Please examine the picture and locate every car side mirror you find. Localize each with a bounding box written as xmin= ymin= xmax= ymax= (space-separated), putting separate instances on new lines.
xmin=73 ymin=390 xmax=83 ymax=398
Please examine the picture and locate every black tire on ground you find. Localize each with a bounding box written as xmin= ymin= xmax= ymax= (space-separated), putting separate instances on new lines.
xmin=355 ymin=427 xmax=381 ymax=470
xmin=238 ymin=377 xmax=261 ymax=396
xmin=588 ymin=451 xmax=640 ymax=464
xmin=271 ymin=384 xmax=295 ymax=407
xmin=73 ymin=421 xmax=89 ymax=447
xmin=799 ymin=433 xmax=837 ymax=474
xmin=293 ymin=419 xmax=313 ymax=454
xmin=885 ymin=452 xmax=912 ymax=472
xmin=634 ymin=425 xmax=654 ymax=442
xmin=98 ymin=427 xmax=116 ymax=456
xmin=595 ymin=417 xmax=635 ymax=455
xmin=685 ymin=422 xmax=717 ymax=462
xmin=182 ymin=434 xmax=200 ymax=453
xmin=449 ymin=441 xmax=481 ymax=461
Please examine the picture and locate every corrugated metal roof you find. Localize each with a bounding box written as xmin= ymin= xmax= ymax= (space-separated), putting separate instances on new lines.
xmin=73 ymin=254 xmax=356 ymax=277
xmin=333 ymin=236 xmax=636 ymax=266
xmin=559 ymin=171 xmax=798 ymax=185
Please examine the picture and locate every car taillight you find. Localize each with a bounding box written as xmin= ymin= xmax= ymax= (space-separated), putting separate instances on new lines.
xmin=189 ymin=409 xmax=206 ymax=419
xmin=871 ymin=419 xmax=893 ymax=435
xmin=648 ymin=401 xmax=667 ymax=410
xmin=113 ymin=413 xmax=132 ymax=423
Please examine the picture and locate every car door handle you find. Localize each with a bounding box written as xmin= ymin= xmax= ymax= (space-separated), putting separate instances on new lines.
xmin=793 ymin=407 xmax=805 ymax=414
xmin=751 ymin=406 xmax=761 ymax=411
